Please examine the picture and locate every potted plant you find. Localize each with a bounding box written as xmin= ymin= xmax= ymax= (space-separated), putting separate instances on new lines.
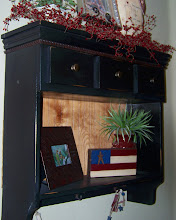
xmin=97 ymin=105 xmax=154 ymax=176
xmin=100 ymin=105 xmax=154 ymax=148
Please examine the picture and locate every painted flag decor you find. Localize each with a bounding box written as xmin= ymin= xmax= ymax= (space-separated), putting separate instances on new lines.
xmin=88 ymin=148 xmax=137 ymax=178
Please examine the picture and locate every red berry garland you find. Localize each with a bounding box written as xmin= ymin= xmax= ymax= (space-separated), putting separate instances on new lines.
xmin=3 ymin=0 xmax=175 ymax=63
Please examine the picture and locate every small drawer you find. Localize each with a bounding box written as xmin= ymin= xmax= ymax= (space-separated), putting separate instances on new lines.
xmin=50 ymin=47 xmax=94 ymax=87
xmin=100 ymin=57 xmax=133 ymax=92
xmin=137 ymin=66 xmax=165 ymax=97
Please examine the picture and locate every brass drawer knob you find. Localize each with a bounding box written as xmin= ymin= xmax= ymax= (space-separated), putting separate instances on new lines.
xmin=115 ymin=71 xmax=123 ymax=78
xmin=71 ymin=64 xmax=80 ymax=72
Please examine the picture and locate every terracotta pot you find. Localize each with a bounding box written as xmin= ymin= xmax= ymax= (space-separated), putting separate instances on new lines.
xmin=112 ymin=134 xmax=136 ymax=149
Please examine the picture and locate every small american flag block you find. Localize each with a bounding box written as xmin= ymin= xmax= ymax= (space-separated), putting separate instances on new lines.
xmin=88 ymin=148 xmax=137 ymax=178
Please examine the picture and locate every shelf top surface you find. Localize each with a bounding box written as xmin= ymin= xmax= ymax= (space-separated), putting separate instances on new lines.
xmin=40 ymin=172 xmax=161 ymax=200
xmin=1 ymin=21 xmax=171 ymax=67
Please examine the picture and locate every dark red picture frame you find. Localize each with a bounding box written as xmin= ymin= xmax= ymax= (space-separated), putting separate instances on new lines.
xmin=40 ymin=127 xmax=83 ymax=190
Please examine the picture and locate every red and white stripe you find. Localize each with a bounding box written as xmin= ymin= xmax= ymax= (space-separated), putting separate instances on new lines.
xmin=90 ymin=148 xmax=137 ymax=178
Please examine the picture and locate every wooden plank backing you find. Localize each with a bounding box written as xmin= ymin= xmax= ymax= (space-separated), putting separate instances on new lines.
xmin=42 ymin=92 xmax=126 ymax=175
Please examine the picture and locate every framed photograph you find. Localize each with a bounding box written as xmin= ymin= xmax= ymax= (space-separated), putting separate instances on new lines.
xmin=51 ymin=144 xmax=72 ymax=167
xmin=40 ymin=127 xmax=83 ymax=190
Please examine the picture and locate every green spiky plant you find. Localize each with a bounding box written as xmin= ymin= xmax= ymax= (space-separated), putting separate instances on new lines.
xmin=100 ymin=105 xmax=154 ymax=147
xmin=35 ymin=0 xmax=76 ymax=10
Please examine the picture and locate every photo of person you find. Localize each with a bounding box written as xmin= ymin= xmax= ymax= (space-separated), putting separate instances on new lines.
xmin=51 ymin=144 xmax=72 ymax=167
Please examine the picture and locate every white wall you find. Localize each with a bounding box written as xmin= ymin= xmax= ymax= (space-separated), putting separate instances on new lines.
xmin=0 ymin=1 xmax=175 ymax=219
xmin=164 ymin=0 xmax=176 ymax=219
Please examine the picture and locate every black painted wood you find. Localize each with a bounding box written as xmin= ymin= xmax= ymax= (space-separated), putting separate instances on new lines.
xmin=39 ymin=44 xmax=166 ymax=102
xmin=50 ymin=47 xmax=94 ymax=87
xmin=100 ymin=57 xmax=133 ymax=92
xmin=131 ymin=103 xmax=163 ymax=174
xmin=1 ymin=21 xmax=170 ymax=220
xmin=39 ymin=173 xmax=161 ymax=206
xmin=137 ymin=65 xmax=165 ymax=98
xmin=2 ymin=45 xmax=41 ymax=219
xmin=1 ymin=21 xmax=171 ymax=66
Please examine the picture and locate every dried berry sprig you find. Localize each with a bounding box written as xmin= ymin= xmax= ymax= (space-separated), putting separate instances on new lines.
xmin=3 ymin=0 xmax=175 ymax=63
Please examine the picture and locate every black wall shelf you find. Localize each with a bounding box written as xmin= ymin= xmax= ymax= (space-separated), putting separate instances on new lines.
xmin=1 ymin=21 xmax=170 ymax=220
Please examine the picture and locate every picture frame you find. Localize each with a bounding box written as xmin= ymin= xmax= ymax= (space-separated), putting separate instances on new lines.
xmin=40 ymin=127 xmax=83 ymax=190
xmin=77 ymin=0 xmax=145 ymax=30
xmin=116 ymin=0 xmax=145 ymax=29
xmin=77 ymin=0 xmax=122 ymax=27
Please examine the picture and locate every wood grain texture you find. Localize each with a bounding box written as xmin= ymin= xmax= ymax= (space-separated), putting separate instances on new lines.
xmin=42 ymin=93 xmax=126 ymax=174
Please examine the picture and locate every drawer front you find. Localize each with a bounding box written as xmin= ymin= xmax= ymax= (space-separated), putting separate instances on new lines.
xmin=50 ymin=47 xmax=94 ymax=87
xmin=137 ymin=66 xmax=165 ymax=97
xmin=100 ymin=57 xmax=133 ymax=92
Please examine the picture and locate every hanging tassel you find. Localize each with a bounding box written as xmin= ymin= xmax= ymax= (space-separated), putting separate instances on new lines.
xmin=107 ymin=189 xmax=126 ymax=220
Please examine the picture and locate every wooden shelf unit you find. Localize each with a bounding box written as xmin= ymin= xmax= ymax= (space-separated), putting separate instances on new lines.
xmin=1 ymin=21 xmax=170 ymax=220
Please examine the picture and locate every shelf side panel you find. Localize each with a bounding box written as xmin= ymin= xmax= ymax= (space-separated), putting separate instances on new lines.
xmin=2 ymin=45 xmax=40 ymax=220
